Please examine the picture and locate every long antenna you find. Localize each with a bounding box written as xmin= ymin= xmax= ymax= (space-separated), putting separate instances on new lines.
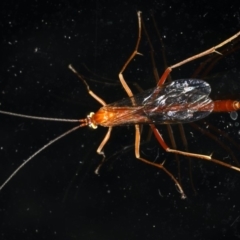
xmin=0 ymin=110 xmax=80 ymax=122
xmin=0 ymin=125 xmax=82 ymax=191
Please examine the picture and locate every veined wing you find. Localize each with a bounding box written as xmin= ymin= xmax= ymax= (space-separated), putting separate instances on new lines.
xmin=101 ymin=79 xmax=213 ymax=126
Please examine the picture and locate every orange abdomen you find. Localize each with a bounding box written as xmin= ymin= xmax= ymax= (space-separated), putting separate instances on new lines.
xmin=213 ymin=100 xmax=240 ymax=112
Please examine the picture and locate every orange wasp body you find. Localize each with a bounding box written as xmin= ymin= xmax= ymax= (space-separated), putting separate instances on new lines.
xmin=87 ymin=80 xmax=240 ymax=128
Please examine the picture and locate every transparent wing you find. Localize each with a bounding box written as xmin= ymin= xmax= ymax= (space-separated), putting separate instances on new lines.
xmin=143 ymin=79 xmax=214 ymax=123
xmin=105 ymin=79 xmax=213 ymax=125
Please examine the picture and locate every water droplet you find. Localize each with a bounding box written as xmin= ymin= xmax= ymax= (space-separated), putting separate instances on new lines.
xmin=230 ymin=111 xmax=238 ymax=120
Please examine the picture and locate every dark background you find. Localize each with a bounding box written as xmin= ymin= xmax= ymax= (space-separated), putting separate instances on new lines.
xmin=1 ymin=0 xmax=240 ymax=239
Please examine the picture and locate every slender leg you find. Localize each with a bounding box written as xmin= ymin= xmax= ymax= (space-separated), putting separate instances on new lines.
xmin=68 ymin=64 xmax=112 ymax=171
xmin=190 ymin=123 xmax=239 ymax=166
xmin=119 ymin=12 xmax=187 ymax=198
xmin=134 ymin=124 xmax=186 ymax=199
xmin=178 ymin=124 xmax=197 ymax=195
xmin=68 ymin=64 xmax=107 ymax=106
xmin=96 ymin=127 xmax=112 ymax=155
xmin=157 ymin=31 xmax=240 ymax=86
xmin=118 ymin=11 xmax=142 ymax=98
xmin=150 ymin=124 xmax=240 ymax=172
xmin=94 ymin=127 xmax=113 ymax=174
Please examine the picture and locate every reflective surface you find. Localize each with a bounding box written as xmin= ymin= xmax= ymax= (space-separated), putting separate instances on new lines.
xmin=1 ymin=1 xmax=240 ymax=239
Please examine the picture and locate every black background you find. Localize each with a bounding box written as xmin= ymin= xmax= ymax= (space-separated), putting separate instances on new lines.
xmin=1 ymin=0 xmax=240 ymax=239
